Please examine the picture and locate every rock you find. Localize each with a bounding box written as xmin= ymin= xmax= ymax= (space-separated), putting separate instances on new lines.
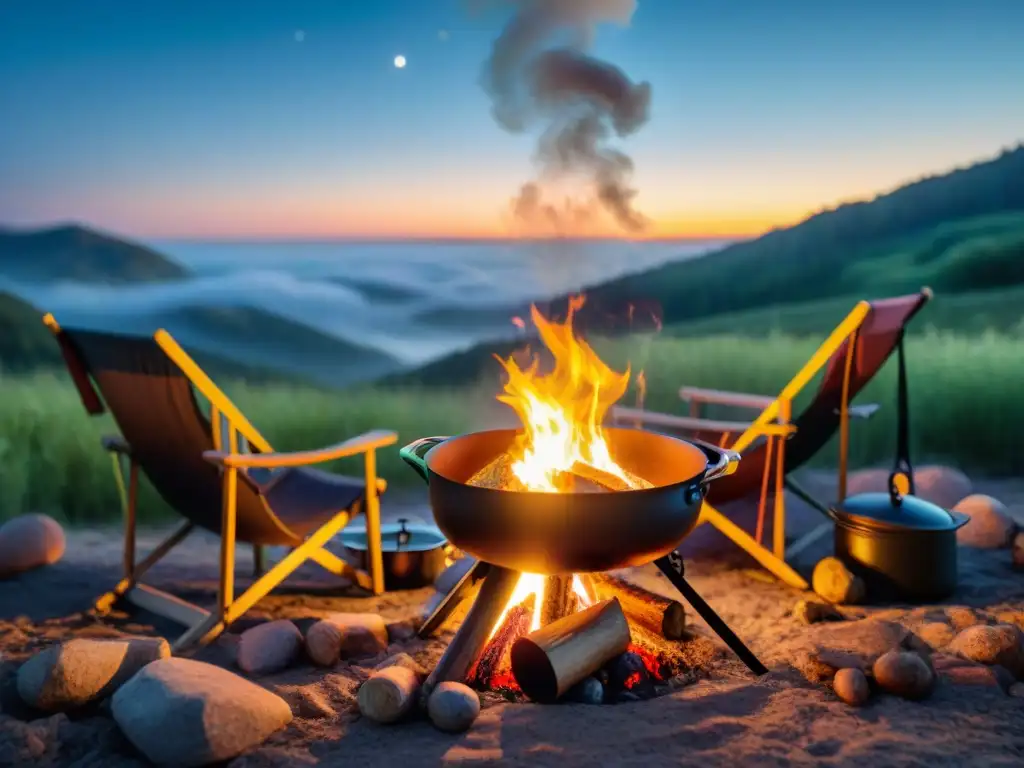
xmin=306 ymin=613 xmax=388 ymax=666
xmin=954 ymin=495 xmax=1015 ymax=548
xmin=794 ymin=599 xmax=844 ymax=624
xmin=1009 ymin=682 xmax=1024 ymax=698
xmin=932 ymin=655 xmax=1014 ymax=692
xmin=426 ymin=682 xmax=480 ymax=733
xmin=386 ymin=620 xmax=417 ymax=643
xmin=812 ymin=557 xmax=865 ymax=605
xmin=236 ymin=620 xmax=303 ymax=676
xmin=17 ymin=637 xmax=169 ymax=712
xmin=913 ymin=466 xmax=973 ymax=509
xmin=606 ymin=651 xmax=654 ymax=699
xmin=945 ymin=606 xmax=982 ymax=632
xmin=872 ymin=651 xmax=934 ymax=700
xmin=111 ymin=657 xmax=292 ymax=767
xmin=433 ymin=557 xmax=478 ymax=595
xmin=1012 ymin=533 xmax=1024 ymax=571
xmin=799 ymin=618 xmax=910 ymax=681
xmin=565 ymin=676 xmax=605 ymax=705
xmin=833 ymin=668 xmax=870 ymax=706
xmin=949 ymin=624 xmax=1024 ymax=677
xmin=916 ymin=622 xmax=955 ymax=650
xmin=996 ymin=611 xmax=1024 ymax=632
xmin=373 ymin=652 xmax=427 ymax=679
xmin=0 ymin=514 xmax=66 ymax=578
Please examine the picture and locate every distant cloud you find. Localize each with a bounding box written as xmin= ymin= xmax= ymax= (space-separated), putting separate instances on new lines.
xmin=294 ymin=30 xmax=306 ymax=43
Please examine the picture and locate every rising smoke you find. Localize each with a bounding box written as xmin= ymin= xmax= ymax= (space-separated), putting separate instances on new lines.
xmin=481 ymin=0 xmax=652 ymax=234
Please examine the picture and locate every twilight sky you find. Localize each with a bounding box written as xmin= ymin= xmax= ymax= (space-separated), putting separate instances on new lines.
xmin=1 ymin=0 xmax=1022 ymax=240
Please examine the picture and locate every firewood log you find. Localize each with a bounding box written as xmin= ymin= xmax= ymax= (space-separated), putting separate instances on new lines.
xmin=540 ymin=574 xmax=578 ymax=627
xmin=306 ymin=613 xmax=389 ymax=666
xmin=357 ymin=665 xmax=421 ymax=723
xmin=420 ymin=566 xmax=521 ymax=704
xmin=588 ymin=572 xmax=686 ymax=640
xmin=511 ymin=598 xmax=631 ymax=703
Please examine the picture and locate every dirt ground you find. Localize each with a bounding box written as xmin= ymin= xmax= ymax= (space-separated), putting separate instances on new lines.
xmin=3 ymin=473 xmax=1024 ymax=767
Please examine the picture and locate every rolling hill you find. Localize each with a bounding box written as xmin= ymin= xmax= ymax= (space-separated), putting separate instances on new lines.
xmin=0 ymin=224 xmax=188 ymax=284
xmin=382 ymin=145 xmax=1024 ymax=388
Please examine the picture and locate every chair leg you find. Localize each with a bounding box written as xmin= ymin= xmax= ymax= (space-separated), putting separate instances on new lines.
xmin=95 ymin=521 xmax=194 ymax=615
xmin=699 ymin=502 xmax=809 ymax=590
xmin=363 ymin=450 xmax=386 ymax=596
xmin=253 ymin=545 xmax=265 ymax=577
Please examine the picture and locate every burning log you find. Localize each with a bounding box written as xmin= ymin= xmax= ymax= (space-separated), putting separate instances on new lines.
xmin=540 ymin=574 xmax=579 ymax=627
xmin=420 ymin=565 xmax=520 ymax=703
xmin=357 ymin=665 xmax=421 ymax=723
xmin=468 ymin=453 xmax=652 ymax=493
xmin=467 ymin=594 xmax=535 ymax=690
xmin=511 ymin=598 xmax=631 ymax=703
xmin=586 ymin=572 xmax=686 ymax=641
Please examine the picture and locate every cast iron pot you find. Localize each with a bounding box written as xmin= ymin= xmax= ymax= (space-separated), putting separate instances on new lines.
xmin=829 ymin=483 xmax=969 ymax=602
xmin=399 ymin=427 xmax=739 ymax=575
xmin=339 ymin=518 xmax=451 ymax=591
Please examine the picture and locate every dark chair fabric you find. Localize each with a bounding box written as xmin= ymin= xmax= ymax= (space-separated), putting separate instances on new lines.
xmin=58 ymin=327 xmax=365 ymax=546
xmin=680 ymin=291 xmax=931 ymax=506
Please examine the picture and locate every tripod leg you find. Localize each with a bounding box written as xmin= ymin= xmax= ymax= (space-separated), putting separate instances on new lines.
xmin=418 ymin=560 xmax=490 ymax=638
xmin=655 ymin=552 xmax=768 ymax=676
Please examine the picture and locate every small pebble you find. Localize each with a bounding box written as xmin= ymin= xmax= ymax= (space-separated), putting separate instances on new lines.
xmin=427 ymin=682 xmax=480 ymax=733
xmin=1008 ymin=682 xmax=1024 ymax=699
xmin=872 ymin=651 xmax=934 ymax=700
xmin=833 ymin=667 xmax=870 ymax=706
xmin=1012 ymin=532 xmax=1024 ymax=571
xmin=565 ymin=677 xmax=604 ymax=705
xmin=949 ymin=624 xmax=1024 ymax=677
xmin=812 ymin=557 xmax=865 ymax=605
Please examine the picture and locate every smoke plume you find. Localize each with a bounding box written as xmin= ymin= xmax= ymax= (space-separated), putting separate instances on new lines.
xmin=481 ymin=0 xmax=651 ymax=234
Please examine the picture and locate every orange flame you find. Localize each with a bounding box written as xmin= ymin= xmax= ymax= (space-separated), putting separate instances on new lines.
xmin=494 ymin=295 xmax=639 ymax=493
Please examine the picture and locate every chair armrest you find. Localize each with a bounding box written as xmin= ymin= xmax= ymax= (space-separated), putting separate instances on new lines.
xmin=611 ymin=406 xmax=796 ymax=437
xmin=203 ymin=430 xmax=398 ymax=469
xmin=101 ymin=435 xmax=132 ymax=455
xmin=678 ymin=386 xmax=775 ymax=411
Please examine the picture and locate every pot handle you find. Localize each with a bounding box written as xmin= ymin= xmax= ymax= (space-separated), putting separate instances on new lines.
xmin=399 ymin=436 xmax=449 ymax=484
xmin=689 ymin=438 xmax=741 ymax=485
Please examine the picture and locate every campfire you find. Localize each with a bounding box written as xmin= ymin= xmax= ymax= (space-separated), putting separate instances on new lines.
xmin=404 ymin=296 xmax=765 ymax=710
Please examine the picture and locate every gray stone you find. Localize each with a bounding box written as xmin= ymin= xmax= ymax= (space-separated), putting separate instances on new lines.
xmin=913 ymin=466 xmax=973 ymax=509
xmin=954 ymin=494 xmax=1015 ymax=548
xmin=0 ymin=514 xmax=66 ymax=578
xmin=949 ymin=624 xmax=1024 ymax=677
xmin=237 ymin=620 xmax=303 ymax=676
xmin=17 ymin=637 xmax=169 ymax=712
xmin=426 ymin=682 xmax=480 ymax=733
xmin=833 ymin=667 xmax=870 ymax=706
xmin=111 ymin=657 xmax=292 ymax=767
xmin=565 ymin=676 xmax=605 ymax=705
xmin=872 ymin=651 xmax=934 ymax=700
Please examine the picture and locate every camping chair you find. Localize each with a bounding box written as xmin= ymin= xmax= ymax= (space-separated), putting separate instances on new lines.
xmin=43 ymin=313 xmax=397 ymax=651
xmin=612 ymin=289 xmax=932 ymax=590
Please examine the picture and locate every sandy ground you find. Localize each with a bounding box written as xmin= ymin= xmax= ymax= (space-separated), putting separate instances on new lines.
xmin=3 ymin=474 xmax=1024 ymax=766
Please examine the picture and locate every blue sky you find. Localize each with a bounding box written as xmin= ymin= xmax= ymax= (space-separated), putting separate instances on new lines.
xmin=1 ymin=0 xmax=1022 ymax=238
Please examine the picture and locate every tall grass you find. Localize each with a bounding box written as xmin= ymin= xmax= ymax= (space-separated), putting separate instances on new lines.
xmin=1 ymin=328 xmax=1020 ymax=523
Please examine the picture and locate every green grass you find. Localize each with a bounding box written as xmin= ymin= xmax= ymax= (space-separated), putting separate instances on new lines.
xmin=2 ymin=326 xmax=1020 ymax=524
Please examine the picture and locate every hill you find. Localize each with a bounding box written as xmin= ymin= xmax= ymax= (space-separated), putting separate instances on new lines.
xmin=0 ymin=224 xmax=188 ymax=284
xmin=0 ymin=292 xmax=63 ymax=372
xmin=150 ymin=305 xmax=402 ymax=388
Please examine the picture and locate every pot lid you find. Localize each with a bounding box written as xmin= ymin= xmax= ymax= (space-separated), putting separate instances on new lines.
xmin=340 ymin=518 xmax=447 ymax=552
xmin=834 ymin=492 xmax=960 ymax=531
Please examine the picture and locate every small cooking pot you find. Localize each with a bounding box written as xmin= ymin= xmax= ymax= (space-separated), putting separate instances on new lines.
xmin=829 ymin=480 xmax=969 ymax=602
xmin=340 ymin=518 xmax=451 ymax=591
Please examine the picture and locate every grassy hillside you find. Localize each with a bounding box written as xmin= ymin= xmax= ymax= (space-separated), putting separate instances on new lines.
xmin=0 ymin=224 xmax=188 ymax=284
xmin=0 ymin=292 xmax=63 ymax=372
xmin=3 ymin=324 xmax=1019 ymax=522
